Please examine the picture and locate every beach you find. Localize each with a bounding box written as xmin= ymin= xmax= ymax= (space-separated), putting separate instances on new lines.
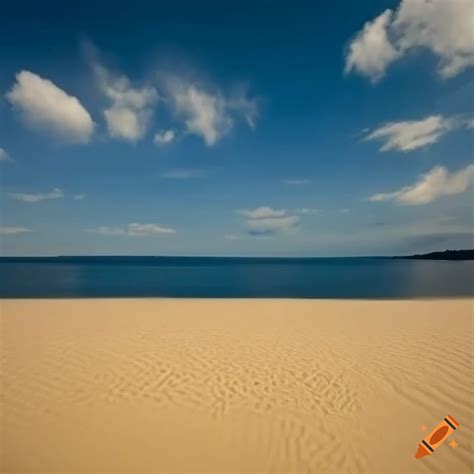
xmin=1 ymin=298 xmax=473 ymax=473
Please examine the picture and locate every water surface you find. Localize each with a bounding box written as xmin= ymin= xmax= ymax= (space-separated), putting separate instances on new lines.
xmin=0 ymin=257 xmax=472 ymax=298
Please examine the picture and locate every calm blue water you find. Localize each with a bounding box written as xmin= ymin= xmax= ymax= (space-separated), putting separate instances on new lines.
xmin=0 ymin=257 xmax=472 ymax=298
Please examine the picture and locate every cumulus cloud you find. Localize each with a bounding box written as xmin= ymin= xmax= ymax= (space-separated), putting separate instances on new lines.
xmin=9 ymin=188 xmax=64 ymax=203
xmin=238 ymin=206 xmax=299 ymax=235
xmin=123 ymin=223 xmax=175 ymax=236
xmin=0 ymin=226 xmax=32 ymax=235
xmin=6 ymin=71 xmax=94 ymax=143
xmin=394 ymin=0 xmax=474 ymax=78
xmin=364 ymin=115 xmax=458 ymax=152
xmin=370 ymin=164 xmax=474 ymax=205
xmin=87 ymin=223 xmax=176 ymax=236
xmin=0 ymin=148 xmax=11 ymax=161
xmin=154 ymin=129 xmax=175 ymax=145
xmin=345 ymin=10 xmax=400 ymax=82
xmin=345 ymin=0 xmax=474 ymax=81
xmin=239 ymin=206 xmax=287 ymax=219
xmin=247 ymin=216 xmax=299 ymax=236
xmin=99 ymin=70 xmax=157 ymax=142
xmin=87 ymin=45 xmax=157 ymax=142
xmin=167 ymin=78 xmax=257 ymax=146
xmin=160 ymin=169 xmax=206 ymax=179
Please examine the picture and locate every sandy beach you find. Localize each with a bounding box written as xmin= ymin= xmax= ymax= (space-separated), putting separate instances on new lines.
xmin=1 ymin=298 xmax=473 ymax=473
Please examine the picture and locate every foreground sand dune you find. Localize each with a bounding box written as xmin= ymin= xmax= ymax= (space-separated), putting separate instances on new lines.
xmin=1 ymin=298 xmax=473 ymax=473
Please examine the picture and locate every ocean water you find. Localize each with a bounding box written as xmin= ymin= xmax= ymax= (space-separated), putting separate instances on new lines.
xmin=1 ymin=257 xmax=473 ymax=298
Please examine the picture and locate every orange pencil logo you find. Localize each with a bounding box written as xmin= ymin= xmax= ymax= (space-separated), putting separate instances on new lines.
xmin=415 ymin=415 xmax=459 ymax=459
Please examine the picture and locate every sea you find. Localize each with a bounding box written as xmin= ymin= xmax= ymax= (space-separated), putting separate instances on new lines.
xmin=0 ymin=256 xmax=473 ymax=298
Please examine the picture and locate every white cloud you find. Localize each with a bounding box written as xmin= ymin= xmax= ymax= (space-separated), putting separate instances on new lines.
xmin=160 ymin=169 xmax=205 ymax=179
xmin=365 ymin=115 xmax=452 ymax=152
xmin=170 ymin=84 xmax=230 ymax=146
xmin=370 ymin=164 xmax=474 ymax=205
xmin=247 ymin=216 xmax=299 ymax=235
xmin=345 ymin=0 xmax=474 ymax=81
xmin=6 ymin=71 xmax=94 ymax=143
xmin=239 ymin=206 xmax=287 ymax=219
xmin=345 ymin=10 xmax=400 ymax=82
xmin=167 ymin=79 xmax=257 ymax=146
xmin=127 ymin=223 xmax=175 ymax=236
xmin=238 ymin=206 xmax=299 ymax=235
xmin=394 ymin=0 xmax=474 ymax=78
xmin=87 ymin=223 xmax=176 ymax=236
xmin=73 ymin=194 xmax=85 ymax=200
xmin=293 ymin=208 xmax=346 ymax=215
xmin=9 ymin=188 xmax=64 ymax=203
xmin=227 ymin=91 xmax=259 ymax=129
xmin=0 ymin=226 xmax=32 ymax=235
xmin=154 ymin=129 xmax=175 ymax=145
xmin=282 ymin=179 xmax=311 ymax=186
xmin=0 ymin=148 xmax=11 ymax=161
xmin=90 ymin=54 xmax=157 ymax=142
xmin=86 ymin=226 xmax=125 ymax=236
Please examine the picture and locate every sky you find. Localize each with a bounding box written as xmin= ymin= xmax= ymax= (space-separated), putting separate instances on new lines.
xmin=1 ymin=0 xmax=473 ymax=257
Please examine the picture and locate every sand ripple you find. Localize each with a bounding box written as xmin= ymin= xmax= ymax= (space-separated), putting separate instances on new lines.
xmin=1 ymin=298 xmax=473 ymax=472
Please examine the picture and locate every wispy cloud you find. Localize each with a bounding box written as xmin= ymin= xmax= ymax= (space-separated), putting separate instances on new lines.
xmin=0 ymin=148 xmax=11 ymax=161
xmin=87 ymin=223 xmax=176 ymax=236
xmin=364 ymin=115 xmax=472 ymax=152
xmin=9 ymin=188 xmax=64 ymax=203
xmin=294 ymin=207 xmax=347 ymax=215
xmin=160 ymin=169 xmax=206 ymax=180
xmin=85 ymin=42 xmax=158 ymax=142
xmin=6 ymin=71 xmax=94 ymax=143
xmin=345 ymin=0 xmax=474 ymax=82
xmin=82 ymin=42 xmax=258 ymax=147
xmin=166 ymin=77 xmax=257 ymax=146
xmin=154 ymin=129 xmax=175 ymax=145
xmin=239 ymin=207 xmax=286 ymax=219
xmin=73 ymin=194 xmax=86 ymax=200
xmin=370 ymin=164 xmax=474 ymax=205
xmin=0 ymin=226 xmax=32 ymax=235
xmin=238 ymin=206 xmax=299 ymax=235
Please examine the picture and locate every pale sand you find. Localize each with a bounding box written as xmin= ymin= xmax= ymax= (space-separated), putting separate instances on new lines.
xmin=1 ymin=299 xmax=473 ymax=473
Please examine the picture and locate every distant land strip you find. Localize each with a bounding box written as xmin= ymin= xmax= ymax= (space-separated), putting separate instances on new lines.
xmin=0 ymin=250 xmax=473 ymax=263
xmin=394 ymin=249 xmax=474 ymax=261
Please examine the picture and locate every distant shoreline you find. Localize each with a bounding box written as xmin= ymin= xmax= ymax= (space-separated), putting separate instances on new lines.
xmin=393 ymin=249 xmax=474 ymax=261
xmin=0 ymin=249 xmax=473 ymax=262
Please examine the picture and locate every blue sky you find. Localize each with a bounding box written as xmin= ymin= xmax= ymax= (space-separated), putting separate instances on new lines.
xmin=1 ymin=0 xmax=473 ymax=256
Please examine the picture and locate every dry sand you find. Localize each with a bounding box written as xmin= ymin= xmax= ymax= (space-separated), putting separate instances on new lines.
xmin=1 ymin=298 xmax=473 ymax=473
